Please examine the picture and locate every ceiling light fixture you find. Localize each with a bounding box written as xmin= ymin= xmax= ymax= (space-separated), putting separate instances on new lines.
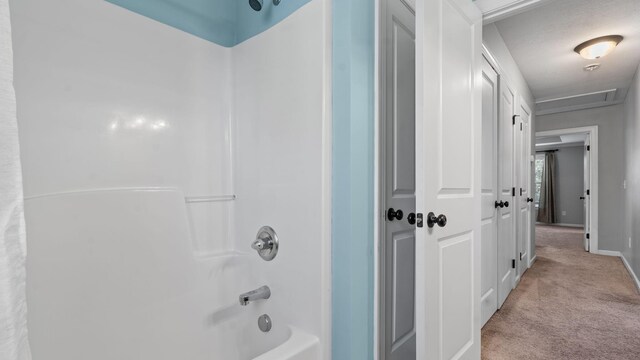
xmin=583 ymin=63 xmax=600 ymax=72
xmin=574 ymin=35 xmax=623 ymax=59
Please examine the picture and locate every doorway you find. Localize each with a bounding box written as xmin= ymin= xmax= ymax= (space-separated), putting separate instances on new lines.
xmin=480 ymin=48 xmax=533 ymax=327
xmin=535 ymin=126 xmax=598 ymax=253
xmin=377 ymin=0 xmax=483 ymax=358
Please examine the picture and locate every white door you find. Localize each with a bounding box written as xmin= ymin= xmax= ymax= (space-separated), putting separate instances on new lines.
xmin=516 ymin=100 xmax=532 ymax=279
xmin=497 ymin=79 xmax=516 ymax=308
xmin=415 ymin=0 xmax=482 ymax=358
xmin=480 ymin=56 xmax=498 ymax=327
xmin=583 ymin=137 xmax=591 ymax=251
xmin=382 ymin=0 xmax=416 ymax=358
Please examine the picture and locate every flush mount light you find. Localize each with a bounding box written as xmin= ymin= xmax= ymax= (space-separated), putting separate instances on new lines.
xmin=583 ymin=63 xmax=600 ymax=72
xmin=574 ymin=35 xmax=623 ymax=59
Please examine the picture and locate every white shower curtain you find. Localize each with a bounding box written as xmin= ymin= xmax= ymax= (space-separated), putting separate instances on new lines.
xmin=0 ymin=1 xmax=32 ymax=359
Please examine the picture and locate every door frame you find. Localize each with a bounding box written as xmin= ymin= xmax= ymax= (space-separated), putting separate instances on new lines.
xmin=535 ymin=126 xmax=599 ymax=253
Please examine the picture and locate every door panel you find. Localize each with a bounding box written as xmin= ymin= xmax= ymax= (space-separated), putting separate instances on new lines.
xmin=497 ymin=79 xmax=515 ymax=308
xmin=383 ymin=0 xmax=416 ymax=358
xmin=480 ymin=57 xmax=498 ymax=327
xmin=416 ymin=0 xmax=482 ymax=358
xmin=392 ymin=231 xmax=416 ymax=342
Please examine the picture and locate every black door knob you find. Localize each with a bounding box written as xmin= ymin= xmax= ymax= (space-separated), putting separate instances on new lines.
xmin=387 ymin=208 xmax=404 ymax=221
xmin=504 ymin=201 xmax=510 ymax=208
xmin=426 ymin=212 xmax=447 ymax=228
xmin=526 ymin=198 xmax=533 ymax=203
xmin=407 ymin=213 xmax=416 ymax=225
xmin=495 ymin=200 xmax=504 ymax=208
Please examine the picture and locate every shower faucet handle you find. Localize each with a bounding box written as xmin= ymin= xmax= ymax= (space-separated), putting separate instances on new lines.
xmin=251 ymin=239 xmax=267 ymax=251
xmin=252 ymin=226 xmax=279 ymax=261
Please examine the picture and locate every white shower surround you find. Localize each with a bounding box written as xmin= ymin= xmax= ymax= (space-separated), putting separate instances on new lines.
xmin=11 ymin=0 xmax=331 ymax=359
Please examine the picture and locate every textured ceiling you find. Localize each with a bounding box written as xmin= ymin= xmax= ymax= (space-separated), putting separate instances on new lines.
xmin=495 ymin=0 xmax=640 ymax=103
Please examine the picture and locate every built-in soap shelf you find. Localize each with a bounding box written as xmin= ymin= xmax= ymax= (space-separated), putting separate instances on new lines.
xmin=185 ymin=193 xmax=235 ymax=257
xmin=185 ymin=194 xmax=236 ymax=203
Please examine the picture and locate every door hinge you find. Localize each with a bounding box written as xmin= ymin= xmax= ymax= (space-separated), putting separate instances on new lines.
xmin=586 ymin=233 xmax=590 ymax=239
xmin=520 ymin=188 xmax=523 ymax=196
xmin=520 ymin=252 xmax=524 ymax=260
xmin=512 ymin=259 xmax=516 ymax=269
xmin=416 ymin=213 xmax=423 ymax=228
xmin=587 ymin=189 xmax=590 ymax=195
xmin=520 ymin=123 xmax=523 ymax=131
xmin=587 ymin=145 xmax=591 ymax=151
xmin=512 ymin=187 xmax=516 ymax=196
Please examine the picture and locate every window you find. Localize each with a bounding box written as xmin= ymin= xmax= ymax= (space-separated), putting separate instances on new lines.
xmin=534 ymin=154 xmax=545 ymax=207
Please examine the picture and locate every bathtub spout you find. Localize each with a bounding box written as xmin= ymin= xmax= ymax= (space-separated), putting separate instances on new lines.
xmin=239 ymin=285 xmax=271 ymax=306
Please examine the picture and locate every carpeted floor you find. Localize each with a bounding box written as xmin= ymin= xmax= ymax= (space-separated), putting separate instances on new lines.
xmin=481 ymin=225 xmax=640 ymax=360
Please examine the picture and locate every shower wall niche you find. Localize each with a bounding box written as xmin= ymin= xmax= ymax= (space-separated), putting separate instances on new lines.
xmin=10 ymin=0 xmax=331 ymax=359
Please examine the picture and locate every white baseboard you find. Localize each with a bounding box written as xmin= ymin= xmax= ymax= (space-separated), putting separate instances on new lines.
xmin=528 ymin=255 xmax=537 ymax=268
xmin=556 ymin=223 xmax=585 ymax=228
xmin=620 ymin=254 xmax=640 ymax=293
xmin=595 ymin=250 xmax=621 ymax=257
xmin=535 ymin=222 xmax=584 ymax=228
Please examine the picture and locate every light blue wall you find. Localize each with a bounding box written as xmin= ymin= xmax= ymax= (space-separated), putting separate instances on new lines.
xmin=106 ymin=0 xmax=311 ymax=47
xmin=235 ymin=0 xmax=312 ymax=45
xmin=332 ymin=0 xmax=375 ymax=359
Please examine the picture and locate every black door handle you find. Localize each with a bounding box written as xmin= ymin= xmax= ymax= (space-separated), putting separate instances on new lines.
xmin=407 ymin=213 xmax=416 ymax=225
xmin=526 ymin=198 xmax=533 ymax=203
xmin=495 ymin=200 xmax=504 ymax=208
xmin=387 ymin=208 xmax=404 ymax=221
xmin=504 ymin=201 xmax=510 ymax=208
xmin=426 ymin=212 xmax=447 ymax=228
xmin=579 ymin=196 xmax=585 ymax=200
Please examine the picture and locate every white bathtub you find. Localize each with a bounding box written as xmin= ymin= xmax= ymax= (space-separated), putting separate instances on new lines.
xmin=252 ymin=326 xmax=320 ymax=360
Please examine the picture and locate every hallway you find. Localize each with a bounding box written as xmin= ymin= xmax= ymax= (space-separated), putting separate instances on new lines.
xmin=482 ymin=225 xmax=640 ymax=359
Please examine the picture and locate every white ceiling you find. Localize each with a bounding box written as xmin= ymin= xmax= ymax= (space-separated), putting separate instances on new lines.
xmin=494 ymin=0 xmax=640 ymax=108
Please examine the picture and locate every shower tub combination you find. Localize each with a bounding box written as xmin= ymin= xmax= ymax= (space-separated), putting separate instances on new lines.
xmin=13 ymin=0 xmax=331 ymax=359
xmin=26 ymin=189 xmax=320 ymax=360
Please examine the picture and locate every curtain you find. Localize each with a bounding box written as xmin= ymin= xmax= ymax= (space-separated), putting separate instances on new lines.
xmin=536 ymin=152 xmax=556 ymax=224
xmin=0 ymin=1 xmax=32 ymax=359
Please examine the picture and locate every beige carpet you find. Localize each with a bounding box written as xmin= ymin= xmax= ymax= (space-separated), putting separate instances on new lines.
xmin=481 ymin=225 xmax=640 ymax=360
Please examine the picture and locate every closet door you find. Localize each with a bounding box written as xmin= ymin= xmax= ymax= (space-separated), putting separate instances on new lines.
xmin=496 ymin=79 xmax=516 ymax=308
xmin=480 ymin=56 xmax=499 ymax=326
xmin=415 ymin=0 xmax=482 ymax=358
xmin=516 ymin=99 xmax=532 ymax=279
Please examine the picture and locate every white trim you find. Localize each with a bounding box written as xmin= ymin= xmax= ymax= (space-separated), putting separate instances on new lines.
xmin=528 ymin=254 xmax=537 ymax=268
xmin=596 ymin=250 xmax=621 ymax=257
xmin=536 ymin=126 xmax=599 ymax=254
xmin=320 ymin=1 xmax=332 ymax=358
xmin=373 ymin=0 xmax=381 ymax=358
xmin=621 ymin=254 xmax=640 ymax=293
xmin=476 ymin=0 xmax=554 ymax=23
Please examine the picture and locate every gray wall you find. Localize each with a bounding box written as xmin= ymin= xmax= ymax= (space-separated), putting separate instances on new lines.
xmin=483 ymin=23 xmax=537 ymax=261
xmin=537 ymin=105 xmax=625 ymax=252
xmin=623 ymin=63 xmax=640 ymax=279
xmin=537 ymin=146 xmax=584 ymax=226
